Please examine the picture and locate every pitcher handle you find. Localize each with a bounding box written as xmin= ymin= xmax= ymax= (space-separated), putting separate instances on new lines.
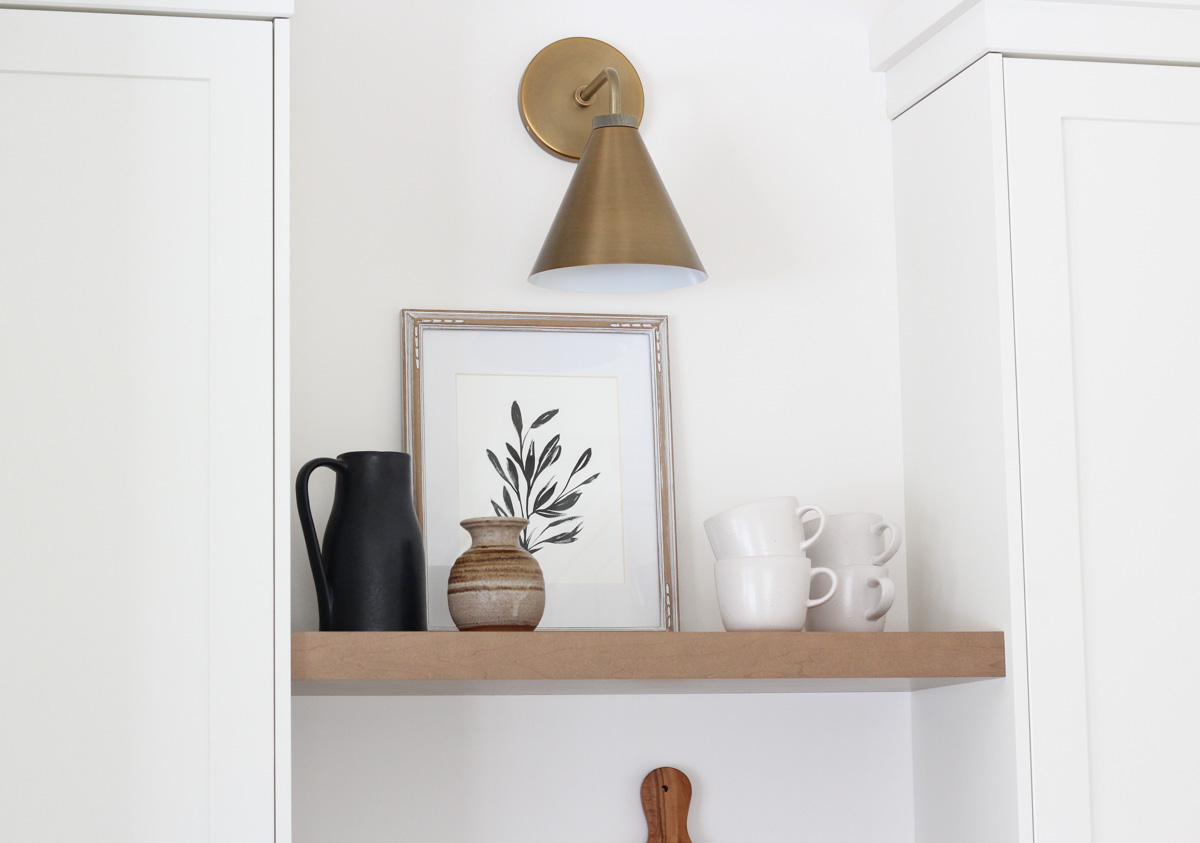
xmin=296 ymin=457 xmax=347 ymax=631
xmin=806 ymin=567 xmax=839 ymax=609
xmin=797 ymin=505 xmax=826 ymax=552
xmin=864 ymin=573 xmax=895 ymax=622
xmin=870 ymin=520 xmax=903 ymax=566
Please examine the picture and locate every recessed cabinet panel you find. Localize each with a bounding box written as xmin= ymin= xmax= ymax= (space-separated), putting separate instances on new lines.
xmin=1062 ymin=117 xmax=1200 ymax=842
xmin=1 ymin=69 xmax=212 ymax=840
xmin=1005 ymin=58 xmax=1200 ymax=841
xmin=0 ymin=10 xmax=274 ymax=840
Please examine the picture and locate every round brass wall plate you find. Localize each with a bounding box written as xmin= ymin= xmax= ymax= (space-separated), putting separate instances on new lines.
xmin=519 ymin=37 xmax=645 ymax=161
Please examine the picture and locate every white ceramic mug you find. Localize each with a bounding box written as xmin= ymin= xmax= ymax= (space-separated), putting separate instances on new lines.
xmin=802 ymin=512 xmax=902 ymax=567
xmin=804 ymin=564 xmax=894 ymax=632
xmin=704 ymin=497 xmax=827 ymax=560
xmin=714 ymin=555 xmax=838 ymax=631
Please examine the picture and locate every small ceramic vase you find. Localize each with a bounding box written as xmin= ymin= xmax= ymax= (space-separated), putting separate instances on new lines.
xmin=448 ymin=517 xmax=545 ymax=631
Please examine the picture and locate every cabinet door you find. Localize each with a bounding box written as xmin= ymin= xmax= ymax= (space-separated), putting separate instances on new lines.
xmin=1005 ymin=58 xmax=1200 ymax=842
xmin=0 ymin=10 xmax=274 ymax=841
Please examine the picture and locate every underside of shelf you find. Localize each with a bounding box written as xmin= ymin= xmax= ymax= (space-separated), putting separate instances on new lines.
xmin=292 ymin=630 xmax=1005 ymax=696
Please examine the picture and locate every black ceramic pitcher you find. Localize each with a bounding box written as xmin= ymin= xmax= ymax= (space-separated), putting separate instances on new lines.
xmin=296 ymin=451 xmax=427 ymax=631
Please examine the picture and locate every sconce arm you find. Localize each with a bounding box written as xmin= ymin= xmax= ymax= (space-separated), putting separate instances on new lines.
xmin=575 ymin=66 xmax=623 ymax=114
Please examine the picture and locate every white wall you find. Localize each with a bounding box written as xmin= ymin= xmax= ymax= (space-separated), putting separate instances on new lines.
xmin=291 ymin=1 xmax=911 ymax=840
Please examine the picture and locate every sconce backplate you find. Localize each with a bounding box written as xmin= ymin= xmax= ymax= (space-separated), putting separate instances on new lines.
xmin=519 ymin=37 xmax=645 ymax=161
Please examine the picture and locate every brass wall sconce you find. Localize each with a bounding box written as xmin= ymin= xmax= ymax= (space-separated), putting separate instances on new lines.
xmin=519 ymin=37 xmax=706 ymax=292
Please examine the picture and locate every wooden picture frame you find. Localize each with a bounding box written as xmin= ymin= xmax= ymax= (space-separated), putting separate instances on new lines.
xmin=402 ymin=310 xmax=678 ymax=631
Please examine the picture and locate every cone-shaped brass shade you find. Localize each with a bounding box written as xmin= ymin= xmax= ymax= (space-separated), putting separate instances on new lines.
xmin=529 ymin=117 xmax=706 ymax=292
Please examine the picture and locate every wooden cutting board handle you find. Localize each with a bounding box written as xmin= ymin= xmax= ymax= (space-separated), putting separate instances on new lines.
xmin=641 ymin=767 xmax=693 ymax=843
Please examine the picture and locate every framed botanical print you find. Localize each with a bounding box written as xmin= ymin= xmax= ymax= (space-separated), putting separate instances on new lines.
xmin=402 ymin=310 xmax=678 ymax=630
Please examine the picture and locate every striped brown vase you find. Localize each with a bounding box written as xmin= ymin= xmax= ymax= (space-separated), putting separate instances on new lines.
xmin=448 ymin=517 xmax=546 ymax=631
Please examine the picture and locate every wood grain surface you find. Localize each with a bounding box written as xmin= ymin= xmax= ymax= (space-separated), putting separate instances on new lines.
xmin=642 ymin=767 xmax=693 ymax=843
xmin=292 ymin=630 xmax=1004 ymax=687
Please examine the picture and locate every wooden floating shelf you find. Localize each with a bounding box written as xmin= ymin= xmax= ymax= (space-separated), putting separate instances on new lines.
xmin=292 ymin=630 xmax=1004 ymax=696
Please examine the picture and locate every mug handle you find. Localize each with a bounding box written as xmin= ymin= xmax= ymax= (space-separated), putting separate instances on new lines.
xmin=798 ymin=505 xmax=826 ymax=552
xmin=870 ymin=520 xmax=903 ymax=566
xmin=864 ymin=574 xmax=895 ymax=622
xmin=807 ymin=567 xmax=839 ymax=609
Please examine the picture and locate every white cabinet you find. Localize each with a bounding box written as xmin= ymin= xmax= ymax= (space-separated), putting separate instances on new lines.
xmin=0 ymin=6 xmax=289 ymax=840
xmin=1005 ymin=58 xmax=1200 ymax=841
xmin=891 ymin=51 xmax=1200 ymax=843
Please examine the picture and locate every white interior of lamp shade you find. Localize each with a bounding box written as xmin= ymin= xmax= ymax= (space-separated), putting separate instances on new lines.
xmin=528 ymin=263 xmax=708 ymax=293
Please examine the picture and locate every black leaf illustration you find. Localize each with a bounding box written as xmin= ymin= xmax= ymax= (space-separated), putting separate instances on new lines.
xmin=530 ymin=409 xmax=559 ymax=429
xmin=572 ymin=448 xmax=592 ymax=477
xmin=546 ymin=491 xmax=581 ymax=514
xmin=533 ymin=482 xmax=557 ymax=512
xmin=485 ymin=401 xmax=600 ymax=557
xmin=506 ymin=443 xmax=523 ymax=470
xmin=545 ymin=524 xmax=583 ymax=544
xmin=535 ymin=434 xmax=561 ymax=478
xmin=519 ymin=442 xmax=535 ymax=483
xmin=487 ymin=450 xmax=509 ymax=487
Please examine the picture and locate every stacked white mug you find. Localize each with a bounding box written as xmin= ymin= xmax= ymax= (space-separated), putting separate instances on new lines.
xmin=704 ymin=497 xmax=838 ymax=631
xmin=802 ymin=513 xmax=902 ymax=632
